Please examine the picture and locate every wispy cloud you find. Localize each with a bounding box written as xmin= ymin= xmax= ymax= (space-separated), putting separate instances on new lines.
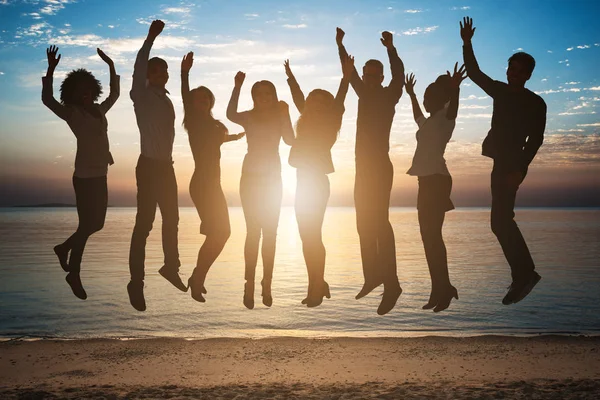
xmin=450 ymin=6 xmax=471 ymax=11
xmin=40 ymin=0 xmax=75 ymax=16
xmin=404 ymin=9 xmax=422 ymax=13
xmin=282 ymin=24 xmax=307 ymax=29
xmin=567 ymin=44 xmax=592 ymax=51
xmin=577 ymin=123 xmax=600 ymax=127
xmin=399 ymin=26 xmax=438 ymax=36
xmin=162 ymin=7 xmax=191 ymax=14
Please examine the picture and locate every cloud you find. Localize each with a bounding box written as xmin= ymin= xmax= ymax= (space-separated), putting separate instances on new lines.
xmin=451 ymin=6 xmax=471 ymax=10
xmin=404 ymin=9 xmax=422 ymax=13
xmin=558 ymin=111 xmax=596 ymax=116
xmin=40 ymin=0 xmax=75 ymax=16
xmin=577 ymin=123 xmax=600 ymax=127
xmin=399 ymin=26 xmax=438 ymax=36
xmin=567 ymin=44 xmax=592 ymax=51
xmin=162 ymin=7 xmax=191 ymax=14
xmin=282 ymin=24 xmax=307 ymax=29
xmin=586 ymin=86 xmax=600 ymax=91
xmin=245 ymin=13 xmax=259 ymax=19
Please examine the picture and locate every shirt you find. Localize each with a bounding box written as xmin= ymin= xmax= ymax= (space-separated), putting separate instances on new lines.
xmin=463 ymin=42 xmax=547 ymax=172
xmin=41 ymin=73 xmax=120 ymax=178
xmin=407 ymin=107 xmax=455 ymax=177
xmin=130 ymin=39 xmax=176 ymax=162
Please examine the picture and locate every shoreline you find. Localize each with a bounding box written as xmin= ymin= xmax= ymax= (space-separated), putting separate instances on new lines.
xmin=2 ymin=336 xmax=599 ymax=398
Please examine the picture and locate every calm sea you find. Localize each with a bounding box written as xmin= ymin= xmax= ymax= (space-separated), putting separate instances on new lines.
xmin=0 ymin=207 xmax=599 ymax=339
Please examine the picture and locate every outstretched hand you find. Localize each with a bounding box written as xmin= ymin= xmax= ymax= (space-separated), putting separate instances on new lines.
xmin=46 ymin=45 xmax=61 ymax=69
xmin=342 ymin=54 xmax=355 ymax=80
xmin=380 ymin=31 xmax=394 ymax=48
xmin=97 ymin=48 xmax=114 ymax=66
xmin=460 ymin=16 xmax=475 ymax=42
xmin=234 ymin=71 xmax=246 ymax=88
xmin=148 ymin=20 xmax=165 ymax=39
xmin=405 ymin=73 xmax=416 ymax=96
xmin=446 ymin=62 xmax=467 ymax=88
xmin=235 ymin=131 xmax=246 ymax=140
xmin=336 ymin=27 xmax=345 ymax=46
xmin=283 ymin=59 xmax=294 ymax=79
xmin=181 ymin=51 xmax=193 ymax=73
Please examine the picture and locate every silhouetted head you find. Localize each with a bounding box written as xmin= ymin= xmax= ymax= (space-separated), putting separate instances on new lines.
xmin=296 ymin=89 xmax=341 ymax=146
xmin=251 ymin=80 xmax=278 ymax=111
xmin=183 ymin=86 xmax=215 ymax=131
xmin=147 ymin=57 xmax=169 ymax=88
xmin=423 ymin=76 xmax=451 ymax=114
xmin=362 ymin=59 xmax=384 ymax=87
xmin=507 ymin=52 xmax=535 ymax=87
xmin=60 ymin=68 xmax=102 ymax=106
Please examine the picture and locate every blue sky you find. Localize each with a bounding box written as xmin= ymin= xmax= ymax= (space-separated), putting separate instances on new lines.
xmin=0 ymin=0 xmax=599 ymax=206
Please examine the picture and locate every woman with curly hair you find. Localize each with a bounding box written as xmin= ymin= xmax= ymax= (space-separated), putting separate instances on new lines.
xmin=283 ymin=55 xmax=353 ymax=307
xmin=180 ymin=51 xmax=245 ymax=302
xmin=227 ymin=72 xmax=295 ymax=309
xmin=42 ymin=45 xmax=120 ymax=300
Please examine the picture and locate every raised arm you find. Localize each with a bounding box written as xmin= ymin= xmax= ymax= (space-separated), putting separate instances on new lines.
xmin=279 ymin=101 xmax=295 ymax=146
xmin=131 ymin=19 xmax=164 ymax=100
xmin=226 ymin=71 xmax=249 ymax=126
xmin=381 ymin=31 xmax=405 ymax=99
xmin=284 ymin=59 xmax=305 ymax=113
xmin=41 ymin=45 xmax=71 ymax=121
xmin=404 ymin=73 xmax=424 ymax=124
xmin=337 ymin=27 xmax=364 ymax=98
xmin=97 ymin=48 xmax=120 ymax=114
xmin=461 ymin=17 xmax=500 ymax=98
xmin=522 ymin=99 xmax=546 ymax=170
xmin=335 ymin=54 xmax=353 ymax=108
xmin=180 ymin=51 xmax=193 ymax=110
xmin=445 ymin=63 xmax=467 ymax=120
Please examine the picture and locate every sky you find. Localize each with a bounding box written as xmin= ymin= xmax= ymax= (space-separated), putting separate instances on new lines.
xmin=0 ymin=0 xmax=599 ymax=207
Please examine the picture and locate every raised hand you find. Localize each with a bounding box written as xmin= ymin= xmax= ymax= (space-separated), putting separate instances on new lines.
xmin=460 ymin=16 xmax=476 ymax=42
xmin=380 ymin=31 xmax=394 ymax=48
xmin=181 ymin=51 xmax=193 ymax=73
xmin=283 ymin=59 xmax=294 ymax=79
xmin=46 ymin=45 xmax=61 ymax=70
xmin=148 ymin=20 xmax=165 ymax=40
xmin=97 ymin=48 xmax=114 ymax=66
xmin=405 ymin=73 xmax=416 ymax=96
xmin=446 ymin=62 xmax=467 ymax=88
xmin=234 ymin=71 xmax=246 ymax=88
xmin=342 ymin=54 xmax=355 ymax=80
xmin=336 ymin=27 xmax=345 ymax=46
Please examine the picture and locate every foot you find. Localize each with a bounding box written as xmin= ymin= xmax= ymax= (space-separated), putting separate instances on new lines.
xmin=433 ymin=286 xmax=458 ymax=313
xmin=54 ymin=244 xmax=69 ymax=272
xmin=158 ymin=266 xmax=188 ymax=292
xmin=261 ymin=280 xmax=273 ymax=307
xmin=127 ymin=280 xmax=146 ymax=311
xmin=65 ymin=272 xmax=87 ymax=300
xmin=355 ymin=278 xmax=384 ymax=300
xmin=243 ymin=281 xmax=255 ymax=310
xmin=188 ymin=277 xmax=205 ymax=303
xmin=306 ymin=281 xmax=331 ymax=308
xmin=377 ymin=283 xmax=402 ymax=315
xmin=422 ymin=292 xmax=438 ymax=310
xmin=508 ymin=272 xmax=542 ymax=305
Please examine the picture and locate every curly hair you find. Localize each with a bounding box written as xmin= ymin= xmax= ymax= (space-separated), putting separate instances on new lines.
xmin=60 ymin=68 xmax=102 ymax=105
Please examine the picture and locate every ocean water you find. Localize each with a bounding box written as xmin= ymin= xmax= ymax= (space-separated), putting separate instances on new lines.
xmin=0 ymin=207 xmax=599 ymax=339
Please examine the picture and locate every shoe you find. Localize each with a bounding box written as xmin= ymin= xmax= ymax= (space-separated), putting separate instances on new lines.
xmin=65 ymin=272 xmax=87 ymax=300
xmin=377 ymin=284 xmax=402 ymax=315
xmin=306 ymin=281 xmax=331 ymax=308
xmin=54 ymin=245 xmax=69 ymax=272
xmin=355 ymin=278 xmax=384 ymax=300
xmin=243 ymin=281 xmax=255 ymax=310
xmin=422 ymin=292 xmax=438 ymax=310
xmin=433 ymin=286 xmax=458 ymax=313
xmin=512 ymin=272 xmax=541 ymax=304
xmin=188 ymin=277 xmax=205 ymax=303
xmin=127 ymin=280 xmax=146 ymax=311
xmin=261 ymin=280 xmax=272 ymax=307
xmin=158 ymin=266 xmax=188 ymax=292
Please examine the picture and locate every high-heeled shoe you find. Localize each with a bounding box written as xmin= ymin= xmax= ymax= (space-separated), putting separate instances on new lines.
xmin=355 ymin=278 xmax=383 ymax=300
xmin=188 ymin=276 xmax=205 ymax=303
xmin=306 ymin=281 xmax=331 ymax=308
xmin=261 ymin=280 xmax=272 ymax=307
xmin=422 ymin=292 xmax=438 ymax=310
xmin=433 ymin=286 xmax=458 ymax=313
xmin=244 ymin=281 xmax=255 ymax=310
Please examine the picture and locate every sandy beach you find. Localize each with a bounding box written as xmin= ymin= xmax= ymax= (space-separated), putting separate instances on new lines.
xmin=1 ymin=336 xmax=599 ymax=399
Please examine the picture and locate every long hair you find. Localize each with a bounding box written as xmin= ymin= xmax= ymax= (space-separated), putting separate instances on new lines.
xmin=250 ymin=80 xmax=279 ymax=111
xmin=182 ymin=86 xmax=227 ymax=135
xmin=59 ymin=68 xmax=102 ymax=105
xmin=295 ymin=89 xmax=341 ymax=146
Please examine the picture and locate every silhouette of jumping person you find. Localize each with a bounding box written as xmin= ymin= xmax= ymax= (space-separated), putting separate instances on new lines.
xmin=405 ymin=64 xmax=467 ymax=312
xmin=227 ymin=72 xmax=295 ymax=309
xmin=181 ymin=52 xmax=245 ymax=303
xmin=460 ymin=17 xmax=546 ymax=305
xmin=128 ymin=20 xmax=186 ymax=312
xmin=336 ymin=27 xmax=405 ymax=315
xmin=42 ymin=45 xmax=119 ymax=300
xmin=283 ymin=55 xmax=353 ymax=307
